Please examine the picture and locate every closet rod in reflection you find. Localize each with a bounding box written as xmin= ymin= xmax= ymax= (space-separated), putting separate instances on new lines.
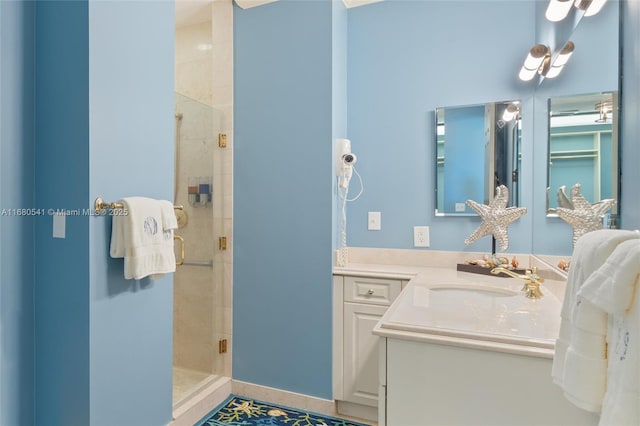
xmin=94 ymin=197 xmax=184 ymax=214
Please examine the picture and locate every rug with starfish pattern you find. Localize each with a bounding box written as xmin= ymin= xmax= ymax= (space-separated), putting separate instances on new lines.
xmin=196 ymin=395 xmax=371 ymax=426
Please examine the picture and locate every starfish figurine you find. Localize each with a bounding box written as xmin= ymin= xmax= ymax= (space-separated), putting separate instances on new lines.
xmin=464 ymin=185 xmax=527 ymax=252
xmin=556 ymin=183 xmax=616 ymax=246
xmin=556 ymin=185 xmax=574 ymax=210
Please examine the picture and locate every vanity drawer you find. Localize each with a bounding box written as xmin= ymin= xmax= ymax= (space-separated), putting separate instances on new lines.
xmin=343 ymin=276 xmax=402 ymax=306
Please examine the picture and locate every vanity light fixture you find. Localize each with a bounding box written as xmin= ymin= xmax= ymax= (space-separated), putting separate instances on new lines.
xmin=544 ymin=41 xmax=575 ymax=79
xmin=518 ymin=44 xmax=551 ymax=81
xmin=546 ymin=0 xmax=608 ymax=21
xmin=595 ymin=99 xmax=613 ymax=123
xmin=575 ymin=0 xmax=608 ymax=17
xmin=502 ymin=103 xmax=520 ymax=122
xmin=545 ymin=0 xmax=573 ymax=22
xmin=518 ymin=42 xmax=575 ymax=81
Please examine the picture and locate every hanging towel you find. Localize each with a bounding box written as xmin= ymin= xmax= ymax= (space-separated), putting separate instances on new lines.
xmin=110 ymin=197 xmax=178 ymax=280
xmin=577 ymin=238 xmax=640 ymax=425
xmin=551 ymin=229 xmax=640 ymax=412
xmin=579 ymin=238 xmax=640 ymax=315
xmin=599 ymin=312 xmax=640 ymax=426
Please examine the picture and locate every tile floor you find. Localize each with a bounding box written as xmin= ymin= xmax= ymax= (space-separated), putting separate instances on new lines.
xmin=173 ymin=366 xmax=216 ymax=406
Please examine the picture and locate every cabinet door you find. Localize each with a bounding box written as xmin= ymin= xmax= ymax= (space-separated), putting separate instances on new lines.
xmin=343 ymin=302 xmax=387 ymax=407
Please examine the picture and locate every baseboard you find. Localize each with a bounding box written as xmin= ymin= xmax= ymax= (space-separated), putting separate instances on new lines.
xmin=337 ymin=400 xmax=378 ymax=422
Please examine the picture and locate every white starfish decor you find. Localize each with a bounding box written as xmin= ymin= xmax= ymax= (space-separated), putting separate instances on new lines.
xmin=556 ymin=183 xmax=616 ymax=246
xmin=464 ymin=185 xmax=527 ymax=252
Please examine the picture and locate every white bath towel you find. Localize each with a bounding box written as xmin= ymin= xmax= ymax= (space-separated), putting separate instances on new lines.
xmin=579 ymin=238 xmax=640 ymax=315
xmin=110 ymin=197 xmax=177 ymax=280
xmin=599 ymin=312 xmax=640 ymax=426
xmin=551 ymin=229 xmax=640 ymax=412
xmin=577 ymin=238 xmax=640 ymax=425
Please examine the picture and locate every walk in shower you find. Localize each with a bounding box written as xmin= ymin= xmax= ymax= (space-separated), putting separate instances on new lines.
xmin=173 ymin=93 xmax=222 ymax=408
xmin=173 ymin=3 xmax=234 ymax=417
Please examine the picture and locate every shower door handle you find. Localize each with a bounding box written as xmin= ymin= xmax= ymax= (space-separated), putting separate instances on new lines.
xmin=174 ymin=235 xmax=185 ymax=266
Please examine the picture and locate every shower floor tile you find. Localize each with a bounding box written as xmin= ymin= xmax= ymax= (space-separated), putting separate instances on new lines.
xmin=173 ymin=366 xmax=215 ymax=406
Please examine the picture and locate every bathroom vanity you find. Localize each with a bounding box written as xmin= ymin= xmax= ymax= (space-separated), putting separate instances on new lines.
xmin=332 ymin=273 xmax=409 ymax=421
xmin=333 ymin=248 xmax=599 ymax=426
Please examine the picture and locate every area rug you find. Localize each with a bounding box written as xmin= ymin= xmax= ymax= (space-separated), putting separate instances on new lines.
xmin=196 ymin=395 xmax=371 ymax=426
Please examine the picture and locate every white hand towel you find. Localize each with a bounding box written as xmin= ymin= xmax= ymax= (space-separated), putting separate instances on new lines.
xmin=109 ymin=197 xmax=177 ymax=280
xmin=562 ymin=345 xmax=608 ymax=412
xmin=599 ymin=312 xmax=640 ymax=426
xmin=552 ymin=229 xmax=640 ymax=412
xmin=580 ymin=238 xmax=640 ymax=426
xmin=579 ymin=238 xmax=640 ymax=315
xmin=159 ymin=200 xmax=178 ymax=230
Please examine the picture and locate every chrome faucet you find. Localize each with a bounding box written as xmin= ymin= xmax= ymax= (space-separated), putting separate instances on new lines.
xmin=490 ymin=267 xmax=544 ymax=299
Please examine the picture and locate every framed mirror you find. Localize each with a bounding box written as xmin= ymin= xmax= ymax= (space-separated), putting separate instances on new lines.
xmin=435 ymin=101 xmax=521 ymax=216
xmin=546 ymin=91 xmax=619 ymax=225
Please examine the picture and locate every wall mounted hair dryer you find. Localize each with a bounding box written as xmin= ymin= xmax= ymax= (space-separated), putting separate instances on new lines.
xmin=336 ymin=138 xmax=357 ymax=188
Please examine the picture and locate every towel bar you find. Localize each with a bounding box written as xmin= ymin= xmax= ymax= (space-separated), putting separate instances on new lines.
xmin=182 ymin=260 xmax=214 ymax=268
xmin=94 ymin=197 xmax=184 ymax=214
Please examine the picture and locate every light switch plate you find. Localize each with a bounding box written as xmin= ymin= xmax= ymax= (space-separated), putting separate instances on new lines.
xmin=53 ymin=212 xmax=66 ymax=239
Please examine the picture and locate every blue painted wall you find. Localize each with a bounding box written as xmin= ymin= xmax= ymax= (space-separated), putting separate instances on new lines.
xmin=234 ymin=0 xmax=334 ymax=398
xmin=88 ymin=1 xmax=174 ymax=425
xmin=35 ymin=3 xmax=90 ymax=424
xmin=0 ymin=1 xmax=35 ymax=425
xmin=34 ymin=1 xmax=174 ymax=425
xmin=346 ymin=0 xmax=536 ymax=254
xmin=332 ymin=0 xmax=348 ymax=250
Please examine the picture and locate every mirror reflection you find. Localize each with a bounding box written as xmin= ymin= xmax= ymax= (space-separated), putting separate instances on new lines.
xmin=547 ymin=91 xmax=619 ymax=225
xmin=435 ymin=101 xmax=521 ymax=216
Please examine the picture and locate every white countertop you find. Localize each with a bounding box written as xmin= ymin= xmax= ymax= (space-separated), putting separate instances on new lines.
xmin=334 ymin=251 xmax=568 ymax=358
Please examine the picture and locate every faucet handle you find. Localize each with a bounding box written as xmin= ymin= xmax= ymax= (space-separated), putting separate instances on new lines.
xmin=521 ymin=267 xmax=544 ymax=299
xmin=526 ymin=267 xmax=544 ymax=284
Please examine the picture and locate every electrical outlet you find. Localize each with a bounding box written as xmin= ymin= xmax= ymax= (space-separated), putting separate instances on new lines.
xmin=368 ymin=212 xmax=381 ymax=230
xmin=455 ymin=202 xmax=466 ymax=212
xmin=413 ymin=226 xmax=430 ymax=247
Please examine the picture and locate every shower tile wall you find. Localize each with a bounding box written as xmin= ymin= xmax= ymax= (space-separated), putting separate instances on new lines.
xmin=174 ymin=6 xmax=233 ymax=379
xmin=175 ymin=20 xmax=213 ymax=105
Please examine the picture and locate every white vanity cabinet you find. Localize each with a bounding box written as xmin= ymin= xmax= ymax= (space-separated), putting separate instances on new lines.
xmin=333 ymin=274 xmax=406 ymax=421
xmin=378 ymin=337 xmax=599 ymax=426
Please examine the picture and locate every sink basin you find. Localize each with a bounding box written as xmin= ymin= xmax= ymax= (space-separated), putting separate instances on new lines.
xmin=381 ymin=278 xmax=562 ymax=349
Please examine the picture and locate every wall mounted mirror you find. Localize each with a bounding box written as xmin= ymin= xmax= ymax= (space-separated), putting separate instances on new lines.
xmin=546 ymin=91 xmax=619 ymax=225
xmin=435 ymin=101 xmax=521 ymax=216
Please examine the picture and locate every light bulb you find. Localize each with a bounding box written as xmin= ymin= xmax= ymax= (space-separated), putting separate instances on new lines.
xmin=519 ymin=66 xmax=538 ymax=82
xmin=519 ymin=45 xmax=550 ymax=81
xmin=545 ymin=0 xmax=573 ymax=22
xmin=545 ymin=41 xmax=575 ymax=78
xmin=584 ymin=0 xmax=607 ymax=16
xmin=502 ymin=104 xmax=519 ymax=122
